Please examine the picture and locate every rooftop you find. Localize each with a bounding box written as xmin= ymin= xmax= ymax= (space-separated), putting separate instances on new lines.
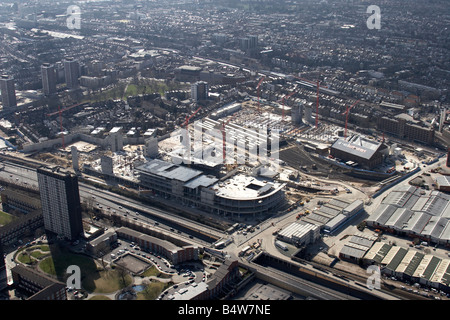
xmin=136 ymin=159 xmax=203 ymax=183
xmin=212 ymin=174 xmax=282 ymax=200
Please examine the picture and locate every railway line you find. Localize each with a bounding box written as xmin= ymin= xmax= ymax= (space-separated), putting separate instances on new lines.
xmin=0 ymin=156 xmax=225 ymax=243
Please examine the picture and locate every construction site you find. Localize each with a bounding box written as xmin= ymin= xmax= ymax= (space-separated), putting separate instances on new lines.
xmin=1 ymin=69 xmax=445 ymax=229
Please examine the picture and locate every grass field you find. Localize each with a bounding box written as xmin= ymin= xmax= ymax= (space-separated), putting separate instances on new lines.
xmin=39 ymin=246 xmax=133 ymax=294
xmin=140 ymin=265 xmax=170 ymax=278
xmin=17 ymin=252 xmax=34 ymax=264
xmin=83 ymin=269 xmax=133 ymax=293
xmin=39 ymin=249 xmax=98 ymax=278
xmin=82 ymin=78 xmax=188 ymax=104
xmin=0 ymin=211 xmax=16 ymax=226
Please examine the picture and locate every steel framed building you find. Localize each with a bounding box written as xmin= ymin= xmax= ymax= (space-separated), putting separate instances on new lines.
xmin=366 ymin=185 xmax=450 ymax=246
xmin=363 ymin=242 xmax=450 ymax=292
xmin=135 ymin=159 xmax=285 ymax=218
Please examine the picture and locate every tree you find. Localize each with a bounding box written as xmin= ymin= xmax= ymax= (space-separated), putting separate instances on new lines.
xmin=115 ymin=265 xmax=129 ymax=288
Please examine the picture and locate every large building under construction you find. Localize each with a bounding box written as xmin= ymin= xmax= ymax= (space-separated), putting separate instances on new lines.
xmin=135 ymin=159 xmax=285 ymax=218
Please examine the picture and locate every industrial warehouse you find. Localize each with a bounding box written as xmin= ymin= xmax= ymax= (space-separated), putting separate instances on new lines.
xmin=275 ymin=198 xmax=364 ymax=248
xmin=362 ymin=241 xmax=450 ymax=292
xmin=366 ymin=185 xmax=450 ymax=246
xmin=302 ymin=198 xmax=364 ymax=233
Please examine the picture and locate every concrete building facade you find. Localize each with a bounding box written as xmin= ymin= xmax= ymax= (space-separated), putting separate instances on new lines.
xmin=37 ymin=166 xmax=83 ymax=241
xmin=0 ymin=74 xmax=17 ymax=108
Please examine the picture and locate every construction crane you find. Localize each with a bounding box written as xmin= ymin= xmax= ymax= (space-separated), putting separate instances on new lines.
xmin=341 ymin=100 xmax=360 ymax=138
xmin=291 ymin=75 xmax=328 ymax=129
xmin=182 ymin=106 xmax=202 ymax=128
xmin=256 ymin=76 xmax=265 ymax=113
xmin=315 ymin=80 xmax=320 ymax=129
xmin=47 ymin=102 xmax=86 ymax=149
xmin=46 ymin=102 xmax=84 ymax=117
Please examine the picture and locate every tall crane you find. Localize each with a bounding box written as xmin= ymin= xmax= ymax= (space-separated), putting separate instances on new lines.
xmin=256 ymin=76 xmax=265 ymax=113
xmin=182 ymin=106 xmax=202 ymax=128
xmin=46 ymin=102 xmax=85 ymax=117
xmin=47 ymin=102 xmax=85 ymax=149
xmin=290 ymin=75 xmax=327 ymax=129
xmin=341 ymin=100 xmax=360 ymax=138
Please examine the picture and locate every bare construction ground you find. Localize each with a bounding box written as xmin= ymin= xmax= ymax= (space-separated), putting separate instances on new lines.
xmin=279 ymin=142 xmax=378 ymax=186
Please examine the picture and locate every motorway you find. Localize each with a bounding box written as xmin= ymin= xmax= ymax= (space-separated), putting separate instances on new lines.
xmin=0 ymin=159 xmax=224 ymax=245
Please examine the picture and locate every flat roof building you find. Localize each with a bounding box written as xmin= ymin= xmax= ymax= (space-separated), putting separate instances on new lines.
xmin=277 ymin=221 xmax=320 ymax=247
xmin=436 ymin=176 xmax=450 ymax=193
xmin=116 ymin=227 xmax=198 ymax=264
xmin=330 ymin=135 xmax=386 ymax=170
xmin=366 ymin=186 xmax=450 ymax=246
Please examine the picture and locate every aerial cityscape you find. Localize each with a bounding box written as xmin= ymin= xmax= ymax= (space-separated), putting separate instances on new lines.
xmin=0 ymin=0 xmax=449 ymax=307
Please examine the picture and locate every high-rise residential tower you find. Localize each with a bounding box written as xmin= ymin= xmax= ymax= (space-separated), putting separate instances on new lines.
xmin=0 ymin=74 xmax=17 ymax=109
xmin=191 ymin=81 xmax=209 ymax=102
xmin=41 ymin=63 xmax=57 ymax=96
xmin=64 ymin=57 xmax=79 ymax=89
xmin=37 ymin=166 xmax=83 ymax=241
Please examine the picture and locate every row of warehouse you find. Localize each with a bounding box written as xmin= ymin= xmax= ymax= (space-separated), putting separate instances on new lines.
xmin=302 ymin=198 xmax=364 ymax=233
xmin=364 ymin=242 xmax=450 ymax=291
xmin=276 ymin=198 xmax=364 ymax=247
xmin=338 ymin=233 xmax=450 ymax=292
xmin=366 ymin=185 xmax=450 ymax=245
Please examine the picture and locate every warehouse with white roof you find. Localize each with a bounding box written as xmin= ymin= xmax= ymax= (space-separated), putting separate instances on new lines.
xmin=299 ymin=198 xmax=364 ymax=233
xmin=277 ymin=221 xmax=320 ymax=247
xmin=362 ymin=242 xmax=450 ymax=292
xmin=366 ymin=185 xmax=450 ymax=246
